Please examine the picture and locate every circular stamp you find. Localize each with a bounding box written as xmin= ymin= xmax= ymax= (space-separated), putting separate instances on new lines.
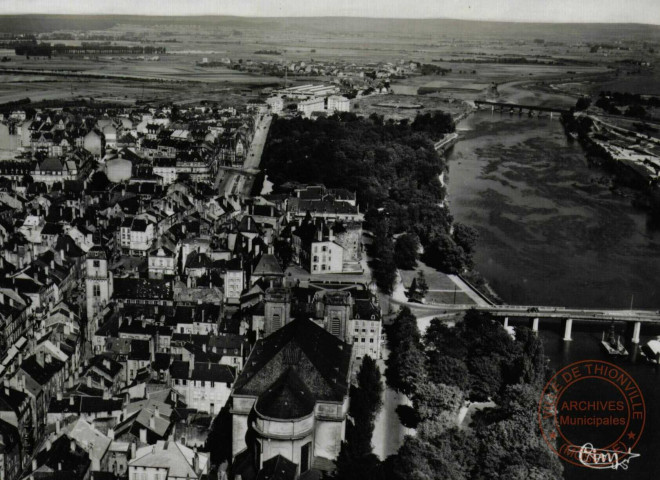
xmin=538 ymin=360 xmax=645 ymax=469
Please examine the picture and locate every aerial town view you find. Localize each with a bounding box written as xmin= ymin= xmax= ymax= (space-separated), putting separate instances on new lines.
xmin=0 ymin=1 xmax=659 ymax=479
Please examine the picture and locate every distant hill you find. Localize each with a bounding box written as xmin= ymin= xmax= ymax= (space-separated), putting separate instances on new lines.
xmin=1 ymin=15 xmax=659 ymax=43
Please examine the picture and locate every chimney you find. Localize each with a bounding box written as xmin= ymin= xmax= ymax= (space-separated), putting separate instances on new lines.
xmin=36 ymin=350 xmax=44 ymax=368
xmin=86 ymin=376 xmax=92 ymax=388
xmin=68 ymin=376 xmax=74 ymax=388
xmin=44 ymin=266 xmax=49 ymax=276
xmin=149 ymin=415 xmax=155 ymax=430
xmin=70 ymin=440 xmax=76 ymax=453
xmin=317 ymin=227 xmax=322 ymax=242
xmin=57 ymin=391 xmax=62 ymax=401
xmin=202 ymin=343 xmax=206 ymax=353
xmin=56 ymin=419 xmax=61 ymax=434
xmin=193 ymin=447 xmax=199 ymax=473
xmin=69 ymin=397 xmax=75 ymax=406
xmin=140 ymin=428 xmax=147 ymax=443
xmin=154 ymin=406 xmax=160 ymax=418
xmin=50 ymin=259 xmax=55 ymax=270
xmin=131 ymin=442 xmax=137 ymax=459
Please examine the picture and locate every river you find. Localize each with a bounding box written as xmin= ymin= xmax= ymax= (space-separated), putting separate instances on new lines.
xmin=446 ymin=111 xmax=660 ymax=479
xmin=446 ymin=111 xmax=660 ymax=309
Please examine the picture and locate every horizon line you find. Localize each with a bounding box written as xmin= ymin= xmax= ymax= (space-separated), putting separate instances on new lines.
xmin=0 ymin=13 xmax=659 ymax=27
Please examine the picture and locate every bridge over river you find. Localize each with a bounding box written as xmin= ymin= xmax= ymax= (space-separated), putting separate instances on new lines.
xmin=389 ymin=295 xmax=659 ymax=345
xmin=474 ymin=100 xmax=569 ymax=115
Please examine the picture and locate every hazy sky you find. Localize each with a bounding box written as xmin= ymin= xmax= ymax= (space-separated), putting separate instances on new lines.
xmin=3 ymin=0 xmax=659 ymax=24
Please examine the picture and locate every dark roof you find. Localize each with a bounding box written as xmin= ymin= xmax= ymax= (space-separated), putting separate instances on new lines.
xmin=255 ymin=368 xmax=315 ymax=419
xmin=34 ymin=434 xmax=91 ymax=479
xmin=169 ymin=361 xmax=235 ymax=383
xmin=113 ymin=278 xmax=173 ymax=300
xmin=252 ymin=254 xmax=283 ymax=277
xmin=21 ymin=355 xmax=65 ymax=386
xmin=233 ymin=319 xmax=352 ymax=403
xmin=256 ymin=455 xmax=298 ymax=480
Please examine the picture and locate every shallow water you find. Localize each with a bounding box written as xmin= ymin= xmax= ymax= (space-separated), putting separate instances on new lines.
xmin=447 ymin=111 xmax=660 ymax=309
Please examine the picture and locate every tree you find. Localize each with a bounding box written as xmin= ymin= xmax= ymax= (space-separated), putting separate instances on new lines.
xmin=415 ymin=271 xmax=429 ymax=299
xmin=394 ymin=233 xmax=420 ymax=269
xmin=575 ymin=96 xmax=591 ymax=111
xmin=356 ymin=356 xmax=384 ymax=418
xmin=452 ymin=223 xmax=478 ymax=256
xmin=424 ymin=234 xmax=468 ymax=273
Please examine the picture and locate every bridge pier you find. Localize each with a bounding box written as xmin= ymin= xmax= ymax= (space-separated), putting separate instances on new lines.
xmin=632 ymin=321 xmax=641 ymax=344
xmin=531 ymin=317 xmax=539 ymax=334
xmin=503 ymin=317 xmax=509 ymax=328
xmin=563 ymin=318 xmax=573 ymax=341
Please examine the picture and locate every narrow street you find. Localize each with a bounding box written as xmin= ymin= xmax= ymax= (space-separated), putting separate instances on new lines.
xmin=371 ymin=345 xmax=414 ymax=460
xmin=216 ymin=113 xmax=272 ymax=197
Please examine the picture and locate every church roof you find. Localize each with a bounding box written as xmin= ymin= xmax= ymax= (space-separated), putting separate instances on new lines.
xmin=255 ymin=368 xmax=316 ymax=419
xmin=233 ymin=319 xmax=352 ymax=404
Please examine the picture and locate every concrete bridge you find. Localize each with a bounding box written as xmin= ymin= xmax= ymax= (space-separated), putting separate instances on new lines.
xmin=479 ymin=305 xmax=659 ymax=344
xmin=474 ymin=100 xmax=569 ymax=116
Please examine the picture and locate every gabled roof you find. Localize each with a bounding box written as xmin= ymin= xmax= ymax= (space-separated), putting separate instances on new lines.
xmin=252 ymin=254 xmax=283 ymax=278
xmin=131 ymin=441 xmax=208 ymax=479
xmin=233 ymin=319 xmax=352 ymax=404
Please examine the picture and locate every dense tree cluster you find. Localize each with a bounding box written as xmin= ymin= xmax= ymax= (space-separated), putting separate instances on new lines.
xmin=593 ymin=91 xmax=660 ymax=118
xmin=263 ymin=112 xmax=477 ymax=291
xmin=374 ymin=307 xmax=563 ymax=480
xmin=334 ymin=356 xmax=385 ymax=480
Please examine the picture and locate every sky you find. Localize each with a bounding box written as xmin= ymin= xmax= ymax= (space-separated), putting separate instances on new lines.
xmin=1 ymin=0 xmax=659 ymax=25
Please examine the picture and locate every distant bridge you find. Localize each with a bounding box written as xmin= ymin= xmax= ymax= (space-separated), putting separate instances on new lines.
xmin=482 ymin=305 xmax=660 ymax=344
xmin=390 ymin=294 xmax=659 ymax=344
xmin=474 ymin=100 xmax=569 ymax=115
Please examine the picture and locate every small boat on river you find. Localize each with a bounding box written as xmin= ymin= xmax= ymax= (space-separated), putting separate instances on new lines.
xmin=601 ymin=323 xmax=628 ymax=356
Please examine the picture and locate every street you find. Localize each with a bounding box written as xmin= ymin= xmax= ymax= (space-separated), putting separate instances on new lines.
xmin=215 ymin=113 xmax=272 ymax=197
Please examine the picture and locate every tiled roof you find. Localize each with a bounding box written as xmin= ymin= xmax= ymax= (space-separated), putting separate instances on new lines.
xmin=233 ymin=319 xmax=352 ymax=403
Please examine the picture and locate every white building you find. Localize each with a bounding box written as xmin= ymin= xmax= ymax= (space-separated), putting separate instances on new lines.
xmin=85 ymin=247 xmax=114 ymax=336
xmin=120 ymin=218 xmax=155 ymax=256
xmin=170 ymin=361 xmax=235 ymax=415
xmin=148 ymin=247 xmax=177 ymax=279
xmin=129 ymin=441 xmax=209 ymax=480
xmin=297 ymin=98 xmax=325 ymax=118
xmin=327 ymin=95 xmax=350 ymax=113
xmin=310 ymin=241 xmax=343 ymax=274
xmin=266 ymin=96 xmax=284 ymax=114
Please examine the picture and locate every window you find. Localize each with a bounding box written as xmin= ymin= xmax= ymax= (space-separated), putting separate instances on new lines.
xmin=330 ymin=317 xmax=341 ymax=336
xmin=301 ymin=442 xmax=312 ymax=473
xmin=93 ymin=284 xmax=101 ymax=297
xmin=93 ymin=260 xmax=100 ymax=268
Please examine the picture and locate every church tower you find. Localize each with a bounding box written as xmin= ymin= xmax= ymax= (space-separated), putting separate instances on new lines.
xmin=85 ymin=246 xmax=113 ymax=343
xmin=263 ymin=286 xmax=292 ymax=337
xmin=323 ymin=291 xmax=353 ymax=343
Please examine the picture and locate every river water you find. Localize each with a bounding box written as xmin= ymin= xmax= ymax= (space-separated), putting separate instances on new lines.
xmin=447 ymin=111 xmax=660 ymax=309
xmin=447 ymin=111 xmax=660 ymax=479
